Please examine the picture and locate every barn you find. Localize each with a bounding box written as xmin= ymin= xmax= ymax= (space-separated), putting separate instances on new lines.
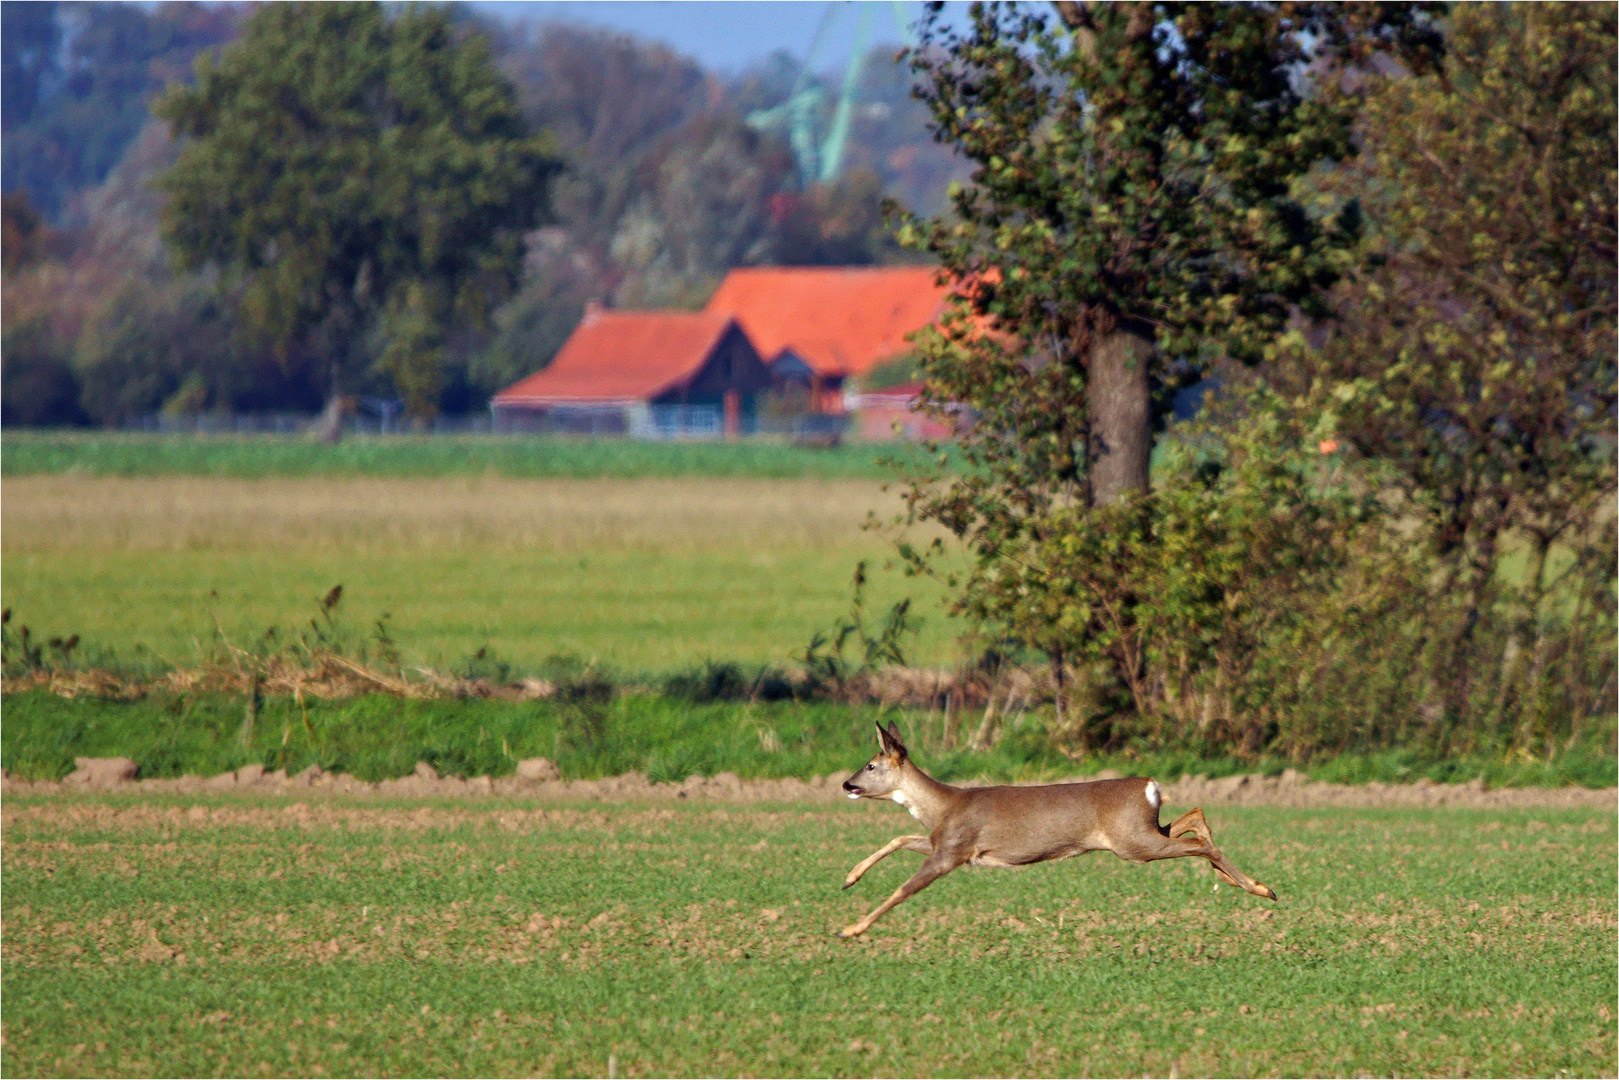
xmin=703 ymin=265 xmax=954 ymax=414
xmin=490 ymin=306 xmax=772 ymax=437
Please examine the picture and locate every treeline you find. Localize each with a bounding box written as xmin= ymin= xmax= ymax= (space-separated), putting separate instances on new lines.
xmin=888 ymin=2 xmax=1615 ymax=763
xmin=0 ymin=1 xmax=964 ymax=427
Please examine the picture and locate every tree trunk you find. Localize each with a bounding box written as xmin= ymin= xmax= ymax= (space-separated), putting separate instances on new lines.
xmin=1086 ymin=325 xmax=1153 ymax=505
xmin=312 ymin=394 xmax=350 ymax=444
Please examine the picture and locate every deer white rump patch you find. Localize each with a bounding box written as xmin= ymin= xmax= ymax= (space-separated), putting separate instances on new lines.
xmin=1144 ymin=779 xmax=1162 ymax=810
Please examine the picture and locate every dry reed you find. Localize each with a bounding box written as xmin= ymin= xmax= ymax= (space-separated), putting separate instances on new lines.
xmin=1 ymin=475 xmax=927 ymax=553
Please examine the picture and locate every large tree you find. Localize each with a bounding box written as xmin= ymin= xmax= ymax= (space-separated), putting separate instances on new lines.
xmin=886 ymin=1 xmax=1439 ymax=729
xmin=898 ymin=1 xmax=1439 ymax=508
xmin=155 ymin=2 xmax=559 ymax=417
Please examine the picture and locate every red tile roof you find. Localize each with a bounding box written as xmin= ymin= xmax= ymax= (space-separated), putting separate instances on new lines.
xmin=704 ymin=266 xmax=952 ymax=378
xmin=492 ymin=307 xmax=739 ymax=405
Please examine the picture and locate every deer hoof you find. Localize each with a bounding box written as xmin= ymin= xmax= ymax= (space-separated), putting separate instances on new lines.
xmin=836 ymin=925 xmax=864 ymax=939
xmin=1257 ymin=883 xmax=1278 ymax=901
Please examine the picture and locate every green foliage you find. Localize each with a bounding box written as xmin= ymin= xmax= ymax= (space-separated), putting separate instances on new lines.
xmin=154 ymin=2 xmax=560 ymax=417
xmin=887 ymin=3 xmax=1435 ymax=734
xmin=68 ymin=278 xmax=257 ymax=425
xmin=1300 ymin=3 xmax=1616 ymax=564
xmin=4 ymin=687 xmax=1612 ymax=788
xmin=1271 ymin=2 xmax=1617 ymax=750
xmin=945 ymin=388 xmax=1366 ymax=752
xmin=885 ymin=3 xmax=1611 ymax=763
xmin=0 ymin=313 xmax=83 ymax=427
xmin=800 ymin=561 xmax=921 ymax=694
xmin=895 ymin=3 xmax=1432 ymax=504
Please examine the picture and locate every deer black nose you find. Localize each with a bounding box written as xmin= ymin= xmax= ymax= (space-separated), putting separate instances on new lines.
xmin=842 ymin=779 xmax=858 ymax=793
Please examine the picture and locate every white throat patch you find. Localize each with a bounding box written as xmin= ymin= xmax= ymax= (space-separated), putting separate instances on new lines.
xmin=889 ymin=789 xmax=924 ymax=821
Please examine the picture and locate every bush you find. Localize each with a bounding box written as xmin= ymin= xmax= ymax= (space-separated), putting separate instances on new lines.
xmin=1 ymin=316 xmax=85 ymax=427
xmin=941 ymin=388 xmax=1617 ymax=764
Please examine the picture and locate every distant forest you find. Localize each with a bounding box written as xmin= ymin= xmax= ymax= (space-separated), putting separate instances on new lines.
xmin=0 ymin=1 xmax=965 ymax=425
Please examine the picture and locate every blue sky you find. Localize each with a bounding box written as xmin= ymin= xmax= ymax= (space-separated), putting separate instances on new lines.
xmin=470 ymin=1 xmax=965 ymax=74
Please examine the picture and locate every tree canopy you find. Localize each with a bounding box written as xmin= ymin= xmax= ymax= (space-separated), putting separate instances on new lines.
xmin=2 ymin=2 xmax=243 ymax=220
xmin=1276 ymin=1 xmax=1616 ymax=720
xmin=154 ymin=1 xmax=560 ymax=417
xmin=898 ymin=1 xmax=1438 ymax=514
xmin=883 ymin=0 xmax=1611 ymax=757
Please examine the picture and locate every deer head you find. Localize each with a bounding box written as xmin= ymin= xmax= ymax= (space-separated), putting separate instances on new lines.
xmin=842 ymin=721 xmax=910 ymax=801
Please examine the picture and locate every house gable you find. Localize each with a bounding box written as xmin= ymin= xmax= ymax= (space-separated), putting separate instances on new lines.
xmin=649 ymin=323 xmax=771 ymax=406
xmin=704 ymin=266 xmax=952 ymax=379
xmin=491 ymin=309 xmax=743 ymax=406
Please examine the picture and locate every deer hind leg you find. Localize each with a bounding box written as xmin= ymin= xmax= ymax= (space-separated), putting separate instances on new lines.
xmin=1163 ymin=807 xmax=1243 ymax=889
xmin=838 ymin=851 xmax=965 ymax=938
xmin=844 ymin=834 xmax=932 ymax=889
xmin=1115 ymin=828 xmax=1278 ymax=902
xmin=1166 ymin=807 xmax=1213 ymax=844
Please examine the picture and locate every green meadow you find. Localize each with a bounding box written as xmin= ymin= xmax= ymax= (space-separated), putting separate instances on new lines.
xmin=1 ymin=467 xmax=964 ymax=676
xmin=3 ymin=792 xmax=1613 ymax=1078
xmin=0 ymin=431 xmax=931 ymax=481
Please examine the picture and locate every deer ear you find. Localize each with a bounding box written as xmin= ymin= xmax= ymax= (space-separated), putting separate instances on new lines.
xmin=884 ymin=720 xmax=908 ymax=759
xmin=874 ymin=722 xmax=890 ymax=753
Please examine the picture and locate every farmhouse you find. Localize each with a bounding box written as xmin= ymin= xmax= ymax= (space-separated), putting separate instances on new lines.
xmin=490 ymin=306 xmax=771 ymax=437
xmin=491 ymin=265 xmax=962 ymax=439
xmin=703 ymin=265 xmax=952 ymax=413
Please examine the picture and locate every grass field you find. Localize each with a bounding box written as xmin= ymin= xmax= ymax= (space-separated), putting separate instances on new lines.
xmin=5 ymin=688 xmax=1615 ymax=791
xmin=0 ymin=431 xmax=935 ymax=481
xmin=2 ymin=791 xmax=1613 ymax=1077
xmin=1 ymin=473 xmax=962 ymax=674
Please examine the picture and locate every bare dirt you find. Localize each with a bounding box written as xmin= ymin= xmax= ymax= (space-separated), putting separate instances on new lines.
xmin=2 ymin=760 xmax=1611 ymax=811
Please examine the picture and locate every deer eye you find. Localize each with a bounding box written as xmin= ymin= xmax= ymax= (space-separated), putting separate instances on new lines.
xmin=865 ymin=764 xmax=874 ymax=771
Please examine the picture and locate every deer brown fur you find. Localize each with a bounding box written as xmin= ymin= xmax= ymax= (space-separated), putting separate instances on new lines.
xmin=837 ymin=721 xmax=1277 ymax=938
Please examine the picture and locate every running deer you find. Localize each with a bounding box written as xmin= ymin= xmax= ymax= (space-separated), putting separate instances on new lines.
xmin=836 ymin=721 xmax=1276 ymax=938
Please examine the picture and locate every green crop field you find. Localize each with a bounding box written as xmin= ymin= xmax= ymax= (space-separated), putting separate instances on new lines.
xmin=0 ymin=431 xmax=936 ymax=481
xmin=1 ymin=471 xmax=964 ymax=675
xmin=2 ymin=792 xmax=1613 ymax=1078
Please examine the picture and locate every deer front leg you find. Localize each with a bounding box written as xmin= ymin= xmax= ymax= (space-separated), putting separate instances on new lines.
xmin=843 ymin=834 xmax=932 ymax=889
xmin=838 ymin=851 xmax=965 ymax=938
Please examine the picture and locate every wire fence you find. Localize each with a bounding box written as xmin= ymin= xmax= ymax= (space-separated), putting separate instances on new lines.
xmin=116 ymin=406 xmax=859 ymax=442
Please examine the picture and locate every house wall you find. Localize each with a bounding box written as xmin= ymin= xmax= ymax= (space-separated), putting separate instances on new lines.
xmin=857 ymin=397 xmax=957 ymax=441
xmin=765 ymin=351 xmax=846 ymax=415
